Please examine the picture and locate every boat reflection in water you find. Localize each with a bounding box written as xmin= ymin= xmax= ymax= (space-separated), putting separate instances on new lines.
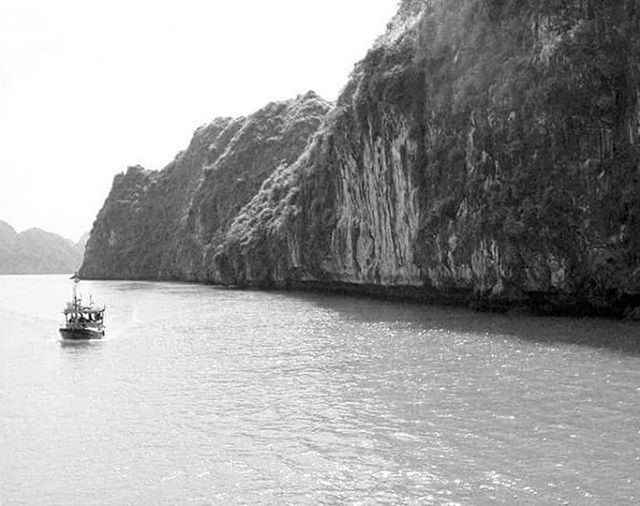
xmin=59 ymin=274 xmax=105 ymax=341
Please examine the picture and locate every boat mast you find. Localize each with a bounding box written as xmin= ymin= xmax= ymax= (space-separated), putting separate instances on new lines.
xmin=71 ymin=272 xmax=80 ymax=312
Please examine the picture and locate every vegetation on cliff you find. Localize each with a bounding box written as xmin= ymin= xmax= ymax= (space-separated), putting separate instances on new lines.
xmin=412 ymin=0 xmax=640 ymax=315
xmin=80 ymin=92 xmax=331 ymax=280
xmin=82 ymin=0 xmax=640 ymax=317
xmin=212 ymin=0 xmax=640 ymax=317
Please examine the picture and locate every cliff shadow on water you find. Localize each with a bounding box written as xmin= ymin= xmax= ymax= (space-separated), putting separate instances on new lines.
xmin=276 ymin=289 xmax=640 ymax=356
xmin=82 ymin=0 xmax=640 ymax=320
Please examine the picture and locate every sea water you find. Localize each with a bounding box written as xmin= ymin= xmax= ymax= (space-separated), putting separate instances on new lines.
xmin=0 ymin=274 xmax=639 ymax=504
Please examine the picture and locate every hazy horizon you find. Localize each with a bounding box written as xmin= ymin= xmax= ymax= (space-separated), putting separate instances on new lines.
xmin=0 ymin=0 xmax=399 ymax=241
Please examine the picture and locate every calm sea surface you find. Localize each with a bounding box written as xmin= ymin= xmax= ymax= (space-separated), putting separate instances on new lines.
xmin=0 ymin=274 xmax=639 ymax=504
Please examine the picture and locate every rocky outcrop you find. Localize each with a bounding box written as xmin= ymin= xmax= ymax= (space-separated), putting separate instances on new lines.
xmin=82 ymin=0 xmax=640 ymax=317
xmin=0 ymin=220 xmax=84 ymax=274
xmin=80 ymin=92 xmax=331 ymax=280
xmin=211 ymin=0 xmax=640 ymax=317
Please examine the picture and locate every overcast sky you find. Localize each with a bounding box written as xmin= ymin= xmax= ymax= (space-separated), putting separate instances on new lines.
xmin=0 ymin=0 xmax=399 ymax=241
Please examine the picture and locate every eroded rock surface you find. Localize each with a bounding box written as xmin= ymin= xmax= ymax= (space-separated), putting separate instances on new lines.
xmin=80 ymin=93 xmax=330 ymax=280
xmin=83 ymin=0 xmax=640 ymax=317
xmin=212 ymin=0 xmax=640 ymax=316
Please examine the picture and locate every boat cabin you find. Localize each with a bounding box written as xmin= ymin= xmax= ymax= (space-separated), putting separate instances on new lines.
xmin=59 ymin=275 xmax=106 ymax=340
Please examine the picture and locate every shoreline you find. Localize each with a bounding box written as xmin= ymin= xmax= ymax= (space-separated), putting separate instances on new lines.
xmin=78 ymin=274 xmax=640 ymax=321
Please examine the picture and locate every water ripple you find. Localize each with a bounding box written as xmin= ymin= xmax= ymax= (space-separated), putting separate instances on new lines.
xmin=0 ymin=276 xmax=639 ymax=504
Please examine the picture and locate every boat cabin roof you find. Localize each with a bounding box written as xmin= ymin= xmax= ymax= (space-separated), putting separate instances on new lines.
xmin=64 ymin=306 xmax=105 ymax=315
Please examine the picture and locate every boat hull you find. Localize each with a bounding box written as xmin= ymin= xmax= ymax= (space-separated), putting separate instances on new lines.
xmin=59 ymin=328 xmax=104 ymax=340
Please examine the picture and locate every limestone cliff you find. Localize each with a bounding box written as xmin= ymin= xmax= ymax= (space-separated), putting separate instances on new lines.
xmin=212 ymin=0 xmax=640 ymax=317
xmin=82 ymin=0 xmax=640 ymax=317
xmin=80 ymin=92 xmax=331 ymax=280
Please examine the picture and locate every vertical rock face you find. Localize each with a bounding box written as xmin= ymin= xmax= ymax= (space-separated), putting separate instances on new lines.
xmin=82 ymin=0 xmax=640 ymax=316
xmin=80 ymin=93 xmax=331 ymax=280
xmin=213 ymin=3 xmax=428 ymax=288
xmin=213 ymin=0 xmax=640 ymax=316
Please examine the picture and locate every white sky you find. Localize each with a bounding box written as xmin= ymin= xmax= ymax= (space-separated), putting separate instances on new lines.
xmin=0 ymin=0 xmax=399 ymax=241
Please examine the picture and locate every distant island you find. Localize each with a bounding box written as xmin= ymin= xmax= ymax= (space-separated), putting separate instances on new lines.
xmin=80 ymin=0 xmax=640 ymax=319
xmin=0 ymin=220 xmax=85 ymax=274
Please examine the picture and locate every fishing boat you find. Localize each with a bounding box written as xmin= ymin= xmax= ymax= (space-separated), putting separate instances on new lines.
xmin=59 ymin=274 xmax=105 ymax=340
